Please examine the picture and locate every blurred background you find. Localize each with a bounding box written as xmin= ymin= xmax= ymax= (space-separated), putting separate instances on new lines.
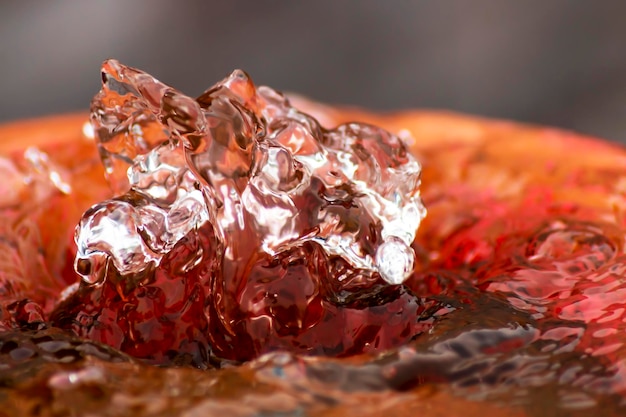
xmin=1 ymin=1 xmax=625 ymax=141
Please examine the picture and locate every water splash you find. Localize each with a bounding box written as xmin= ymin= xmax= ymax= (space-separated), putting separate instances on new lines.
xmin=64 ymin=60 xmax=427 ymax=363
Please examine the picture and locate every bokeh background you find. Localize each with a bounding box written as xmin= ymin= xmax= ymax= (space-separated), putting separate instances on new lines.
xmin=2 ymin=1 xmax=626 ymax=142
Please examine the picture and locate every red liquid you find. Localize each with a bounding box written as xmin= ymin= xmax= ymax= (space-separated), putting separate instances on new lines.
xmin=2 ymin=73 xmax=626 ymax=415
xmin=50 ymin=61 xmax=428 ymax=364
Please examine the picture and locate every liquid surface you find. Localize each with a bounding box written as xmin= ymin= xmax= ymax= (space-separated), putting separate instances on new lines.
xmin=52 ymin=60 xmax=427 ymax=364
xmin=1 ymin=63 xmax=626 ymax=416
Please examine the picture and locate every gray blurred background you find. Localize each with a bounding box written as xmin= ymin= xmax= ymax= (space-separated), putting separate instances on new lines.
xmin=1 ymin=1 xmax=626 ymax=142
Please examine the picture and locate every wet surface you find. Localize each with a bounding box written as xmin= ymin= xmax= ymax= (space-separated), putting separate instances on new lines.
xmin=2 ymin=65 xmax=626 ymax=415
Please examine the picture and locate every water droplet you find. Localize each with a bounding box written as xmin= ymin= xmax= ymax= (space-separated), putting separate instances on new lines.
xmin=376 ymin=238 xmax=415 ymax=285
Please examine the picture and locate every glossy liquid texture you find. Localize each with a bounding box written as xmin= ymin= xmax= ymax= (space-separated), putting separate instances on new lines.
xmin=53 ymin=60 xmax=426 ymax=364
xmin=1 ymin=64 xmax=626 ymax=415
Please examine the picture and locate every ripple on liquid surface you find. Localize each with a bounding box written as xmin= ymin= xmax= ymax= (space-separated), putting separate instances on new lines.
xmin=2 ymin=61 xmax=626 ymax=415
